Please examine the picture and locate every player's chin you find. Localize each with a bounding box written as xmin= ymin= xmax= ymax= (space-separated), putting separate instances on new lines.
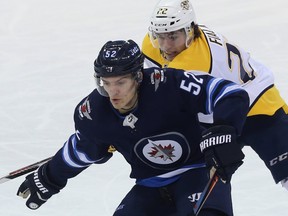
xmin=110 ymin=99 xmax=122 ymax=109
xmin=164 ymin=52 xmax=177 ymax=61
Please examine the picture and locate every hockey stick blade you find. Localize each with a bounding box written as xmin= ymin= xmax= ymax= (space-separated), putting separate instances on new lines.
xmin=0 ymin=157 xmax=52 ymax=184
xmin=193 ymin=166 xmax=219 ymax=216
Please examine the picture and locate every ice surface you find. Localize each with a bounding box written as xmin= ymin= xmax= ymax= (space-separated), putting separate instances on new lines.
xmin=1 ymin=0 xmax=287 ymax=215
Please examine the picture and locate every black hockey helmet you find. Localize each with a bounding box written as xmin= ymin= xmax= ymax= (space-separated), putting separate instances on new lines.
xmin=94 ymin=39 xmax=144 ymax=78
xmin=94 ymin=39 xmax=144 ymax=96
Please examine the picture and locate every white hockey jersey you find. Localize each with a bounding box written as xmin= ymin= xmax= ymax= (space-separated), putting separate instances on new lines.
xmin=142 ymin=25 xmax=287 ymax=119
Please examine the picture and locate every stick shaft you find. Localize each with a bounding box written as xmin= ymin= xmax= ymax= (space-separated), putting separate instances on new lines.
xmin=0 ymin=157 xmax=52 ymax=184
xmin=194 ymin=167 xmax=219 ymax=215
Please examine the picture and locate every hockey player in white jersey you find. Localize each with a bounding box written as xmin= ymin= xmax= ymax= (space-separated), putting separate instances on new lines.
xmin=142 ymin=0 xmax=288 ymax=190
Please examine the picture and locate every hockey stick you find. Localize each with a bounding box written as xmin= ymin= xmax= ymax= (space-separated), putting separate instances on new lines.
xmin=0 ymin=157 xmax=52 ymax=184
xmin=193 ymin=166 xmax=219 ymax=216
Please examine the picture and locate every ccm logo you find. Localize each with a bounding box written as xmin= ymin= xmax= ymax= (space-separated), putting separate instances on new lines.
xmin=269 ymin=152 xmax=288 ymax=166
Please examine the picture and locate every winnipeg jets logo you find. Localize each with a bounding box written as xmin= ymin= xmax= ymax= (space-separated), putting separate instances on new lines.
xmin=128 ymin=45 xmax=140 ymax=56
xmin=134 ymin=132 xmax=190 ymax=169
xmin=78 ymin=98 xmax=92 ymax=120
xmin=148 ymin=139 xmax=175 ymax=161
xmin=150 ymin=69 xmax=165 ymax=91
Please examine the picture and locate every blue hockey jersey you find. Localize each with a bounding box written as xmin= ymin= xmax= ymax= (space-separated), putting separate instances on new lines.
xmin=45 ymin=67 xmax=249 ymax=188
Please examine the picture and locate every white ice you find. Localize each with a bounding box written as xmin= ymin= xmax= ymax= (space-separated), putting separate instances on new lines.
xmin=0 ymin=0 xmax=288 ymax=215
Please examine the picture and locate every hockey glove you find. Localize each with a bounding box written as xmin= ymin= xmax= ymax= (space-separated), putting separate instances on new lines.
xmin=200 ymin=125 xmax=244 ymax=183
xmin=17 ymin=164 xmax=62 ymax=210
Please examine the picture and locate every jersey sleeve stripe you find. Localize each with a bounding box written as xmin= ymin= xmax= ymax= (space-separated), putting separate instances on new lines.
xmin=62 ymin=132 xmax=104 ymax=168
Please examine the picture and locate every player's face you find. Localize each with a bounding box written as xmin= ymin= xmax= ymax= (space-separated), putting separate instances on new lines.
xmin=101 ymin=74 xmax=138 ymax=112
xmin=156 ymin=30 xmax=187 ymax=61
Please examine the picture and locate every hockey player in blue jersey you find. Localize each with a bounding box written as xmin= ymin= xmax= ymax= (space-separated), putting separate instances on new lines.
xmin=17 ymin=39 xmax=249 ymax=216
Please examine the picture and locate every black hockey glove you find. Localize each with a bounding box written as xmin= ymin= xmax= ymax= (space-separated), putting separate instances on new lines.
xmin=200 ymin=125 xmax=244 ymax=183
xmin=17 ymin=164 xmax=62 ymax=210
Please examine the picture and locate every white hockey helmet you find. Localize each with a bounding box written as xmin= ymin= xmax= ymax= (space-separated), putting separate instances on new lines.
xmin=149 ymin=0 xmax=196 ymax=33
